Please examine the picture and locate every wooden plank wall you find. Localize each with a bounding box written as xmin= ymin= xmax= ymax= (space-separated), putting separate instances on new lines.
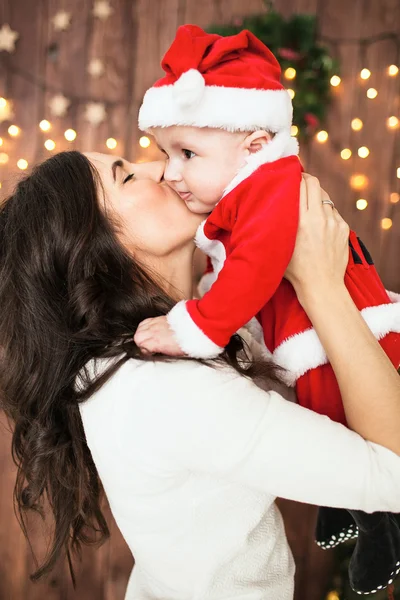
xmin=0 ymin=1 xmax=399 ymax=599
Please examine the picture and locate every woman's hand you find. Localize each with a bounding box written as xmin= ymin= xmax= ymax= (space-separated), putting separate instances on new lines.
xmin=285 ymin=174 xmax=350 ymax=307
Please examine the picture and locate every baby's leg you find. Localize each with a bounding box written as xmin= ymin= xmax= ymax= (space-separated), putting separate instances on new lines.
xmin=295 ymin=362 xmax=347 ymax=425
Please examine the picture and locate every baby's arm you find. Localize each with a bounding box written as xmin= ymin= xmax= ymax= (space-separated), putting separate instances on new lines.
xmin=135 ymin=158 xmax=302 ymax=357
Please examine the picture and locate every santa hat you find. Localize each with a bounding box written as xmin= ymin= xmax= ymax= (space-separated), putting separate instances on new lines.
xmin=138 ymin=24 xmax=293 ymax=134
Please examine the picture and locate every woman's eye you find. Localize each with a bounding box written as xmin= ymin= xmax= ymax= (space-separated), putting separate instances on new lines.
xmin=123 ymin=173 xmax=135 ymax=184
xmin=182 ymin=149 xmax=195 ymax=159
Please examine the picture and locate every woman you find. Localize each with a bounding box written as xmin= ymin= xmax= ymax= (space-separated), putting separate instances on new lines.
xmin=0 ymin=150 xmax=399 ymax=600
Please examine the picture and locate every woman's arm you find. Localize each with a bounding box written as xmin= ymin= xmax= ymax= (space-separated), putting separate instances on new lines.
xmin=123 ymin=361 xmax=400 ymax=511
xmin=285 ymin=175 xmax=400 ymax=454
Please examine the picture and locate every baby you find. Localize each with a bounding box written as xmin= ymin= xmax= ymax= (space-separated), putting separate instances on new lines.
xmin=136 ymin=24 xmax=400 ymax=595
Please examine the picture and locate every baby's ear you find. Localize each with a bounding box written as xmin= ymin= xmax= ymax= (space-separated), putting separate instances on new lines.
xmin=243 ymin=130 xmax=273 ymax=154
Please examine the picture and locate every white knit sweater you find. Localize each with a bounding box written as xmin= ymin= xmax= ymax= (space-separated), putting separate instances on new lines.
xmin=79 ymin=358 xmax=400 ymax=600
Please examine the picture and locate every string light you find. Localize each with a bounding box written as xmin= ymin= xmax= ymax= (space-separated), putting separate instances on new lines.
xmin=287 ymin=89 xmax=295 ymax=99
xmin=330 ymin=75 xmax=341 ymax=87
xmin=0 ymin=153 xmax=9 ymax=164
xmin=350 ymin=174 xmax=368 ymax=190
xmin=8 ymin=125 xmax=20 ymax=137
xmin=381 ymin=217 xmax=393 ymax=230
xmin=360 ymin=68 xmax=371 ymax=80
xmin=356 ymin=199 xmax=368 ymax=210
xmin=291 ymin=125 xmax=298 ymax=136
xmin=358 ymin=146 xmax=370 ymax=158
xmin=0 ymin=137 xmax=3 ymax=147
xmin=106 ymin=137 xmax=117 ymax=149
xmin=64 ymin=129 xmax=77 ymax=141
xmin=139 ymin=136 xmax=151 ymax=148
xmin=17 ymin=159 xmax=28 ymax=170
xmin=388 ymin=64 xmax=399 ymax=76
xmin=44 ymin=139 xmax=56 ymax=151
xmin=390 ymin=192 xmax=400 ymax=204
xmin=0 ymin=97 xmax=7 ymax=108
xmin=351 ymin=118 xmax=363 ymax=131
xmin=316 ymin=130 xmax=328 ymax=143
xmin=366 ymin=87 xmax=378 ymax=99
xmin=397 ymin=167 xmax=400 ymax=179
xmin=39 ymin=120 xmax=51 ymax=132
xmin=284 ymin=67 xmax=296 ymax=80
xmin=387 ymin=116 xmax=399 ymax=129
xmin=341 ymin=148 xmax=352 ymax=160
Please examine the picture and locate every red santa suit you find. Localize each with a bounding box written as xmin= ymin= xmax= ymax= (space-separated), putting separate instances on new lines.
xmin=138 ymin=23 xmax=400 ymax=427
xmin=167 ymin=137 xmax=400 ymax=425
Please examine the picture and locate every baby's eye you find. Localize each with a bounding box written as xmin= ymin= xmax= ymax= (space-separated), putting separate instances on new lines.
xmin=182 ymin=149 xmax=196 ymax=159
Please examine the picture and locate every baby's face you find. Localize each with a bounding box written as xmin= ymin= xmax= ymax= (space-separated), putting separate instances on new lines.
xmin=150 ymin=126 xmax=248 ymax=214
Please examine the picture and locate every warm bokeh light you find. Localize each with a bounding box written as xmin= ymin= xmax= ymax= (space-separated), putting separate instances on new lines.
xmin=397 ymin=167 xmax=400 ymax=179
xmin=8 ymin=125 xmax=20 ymax=137
xmin=341 ymin=148 xmax=352 ymax=160
xmin=0 ymin=97 xmax=8 ymax=108
xmin=351 ymin=118 xmax=363 ymax=131
xmin=106 ymin=137 xmax=118 ymax=149
xmin=388 ymin=64 xmax=399 ymax=76
xmin=360 ymin=68 xmax=371 ymax=80
xmin=64 ymin=129 xmax=77 ymax=141
xmin=287 ymin=88 xmax=295 ymax=99
xmin=0 ymin=137 xmax=3 ymax=147
xmin=139 ymin=136 xmax=151 ymax=148
xmin=291 ymin=125 xmax=298 ymax=136
xmin=366 ymin=87 xmax=378 ymax=99
xmin=330 ymin=75 xmax=341 ymax=87
xmin=0 ymin=152 xmax=9 ymax=164
xmin=284 ymin=67 xmax=296 ymax=80
xmin=44 ymin=139 xmax=56 ymax=151
xmin=357 ymin=146 xmax=370 ymax=158
xmin=356 ymin=199 xmax=368 ymax=210
xmin=17 ymin=159 xmax=28 ymax=170
xmin=39 ymin=120 xmax=51 ymax=132
xmin=387 ymin=116 xmax=399 ymax=129
xmin=381 ymin=218 xmax=393 ymax=230
xmin=326 ymin=592 xmax=340 ymax=600
xmin=390 ymin=192 xmax=400 ymax=204
xmin=350 ymin=174 xmax=368 ymax=190
xmin=316 ymin=130 xmax=328 ymax=143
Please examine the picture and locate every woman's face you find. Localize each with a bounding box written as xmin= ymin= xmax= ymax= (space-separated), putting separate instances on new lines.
xmin=85 ymin=152 xmax=206 ymax=259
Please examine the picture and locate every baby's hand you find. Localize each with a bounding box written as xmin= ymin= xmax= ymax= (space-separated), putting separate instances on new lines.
xmin=134 ymin=316 xmax=185 ymax=356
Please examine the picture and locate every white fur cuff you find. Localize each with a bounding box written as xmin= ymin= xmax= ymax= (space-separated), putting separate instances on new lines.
xmin=167 ymin=300 xmax=224 ymax=359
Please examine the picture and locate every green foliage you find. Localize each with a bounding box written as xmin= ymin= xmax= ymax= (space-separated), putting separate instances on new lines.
xmin=208 ymin=4 xmax=340 ymax=141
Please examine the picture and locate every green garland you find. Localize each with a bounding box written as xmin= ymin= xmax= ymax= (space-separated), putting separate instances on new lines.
xmin=208 ymin=4 xmax=340 ymax=142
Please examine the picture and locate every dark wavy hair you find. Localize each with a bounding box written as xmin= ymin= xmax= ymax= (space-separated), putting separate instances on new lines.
xmin=0 ymin=150 xmax=281 ymax=584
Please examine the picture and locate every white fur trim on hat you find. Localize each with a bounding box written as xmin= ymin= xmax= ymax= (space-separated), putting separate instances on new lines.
xmin=167 ymin=300 xmax=224 ymax=358
xmin=222 ymin=130 xmax=299 ymax=197
xmin=139 ymin=84 xmax=293 ymax=132
xmin=273 ymin=302 xmax=400 ymax=386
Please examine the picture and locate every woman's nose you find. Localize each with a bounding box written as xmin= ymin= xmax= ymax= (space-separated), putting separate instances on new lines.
xmin=129 ymin=160 xmax=165 ymax=183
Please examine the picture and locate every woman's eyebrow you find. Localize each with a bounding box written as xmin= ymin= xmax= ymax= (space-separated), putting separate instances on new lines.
xmin=112 ymin=159 xmax=124 ymax=182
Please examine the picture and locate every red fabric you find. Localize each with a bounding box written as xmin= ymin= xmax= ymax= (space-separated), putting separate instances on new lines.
xmin=186 ymin=156 xmax=302 ymax=347
xmin=156 ymin=25 xmax=284 ymax=92
xmin=193 ymin=162 xmax=400 ymax=425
